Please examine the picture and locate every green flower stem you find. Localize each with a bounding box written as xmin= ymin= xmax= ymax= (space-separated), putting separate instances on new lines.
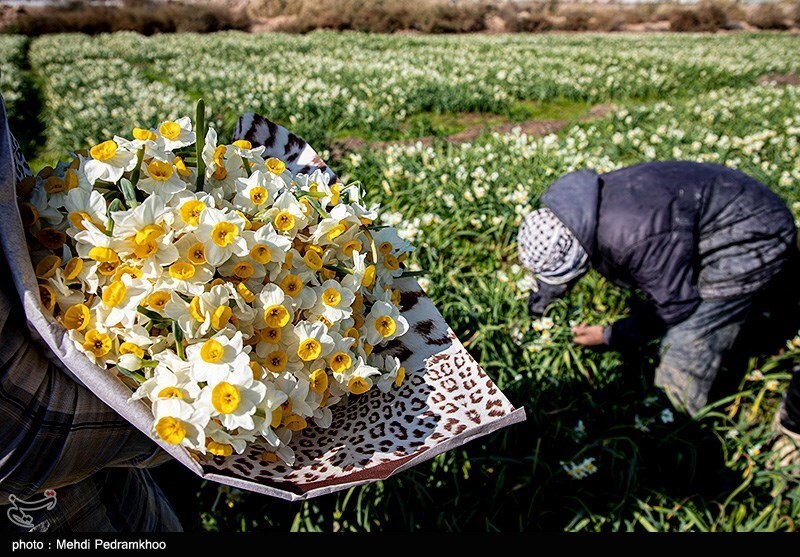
xmin=106 ymin=198 xmax=124 ymax=235
xmin=242 ymin=157 xmax=252 ymax=177
xmin=172 ymin=320 xmax=186 ymax=360
xmin=323 ymin=264 xmax=354 ymax=275
xmin=128 ymin=146 xmax=145 ymax=190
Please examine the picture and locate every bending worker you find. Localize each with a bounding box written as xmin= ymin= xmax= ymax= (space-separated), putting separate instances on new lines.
xmin=518 ymin=161 xmax=800 ymax=445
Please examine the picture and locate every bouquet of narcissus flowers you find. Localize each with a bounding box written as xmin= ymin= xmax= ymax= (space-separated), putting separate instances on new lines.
xmin=19 ymin=100 xmax=414 ymax=465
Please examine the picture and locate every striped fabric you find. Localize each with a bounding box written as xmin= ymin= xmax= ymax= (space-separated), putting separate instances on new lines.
xmin=0 ymin=93 xmax=181 ymax=533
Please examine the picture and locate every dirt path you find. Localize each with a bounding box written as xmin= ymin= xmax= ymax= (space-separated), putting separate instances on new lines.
xmin=332 ymin=103 xmax=617 ymax=156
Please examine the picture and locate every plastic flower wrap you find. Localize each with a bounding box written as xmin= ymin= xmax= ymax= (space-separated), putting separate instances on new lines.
xmin=19 ymin=102 xmax=417 ymax=465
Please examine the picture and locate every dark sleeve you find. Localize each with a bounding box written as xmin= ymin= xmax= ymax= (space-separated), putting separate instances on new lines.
xmin=0 ymin=286 xmax=170 ymax=502
xmin=527 ymin=281 xmax=570 ymax=316
xmin=605 ymin=231 xmax=700 ymax=349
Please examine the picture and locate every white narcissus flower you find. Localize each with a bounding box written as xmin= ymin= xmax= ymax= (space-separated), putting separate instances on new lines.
xmin=164 ymin=283 xmax=235 ymax=340
xmin=198 ymin=362 xmax=267 ymax=431
xmin=345 ymin=356 xmax=382 ymax=395
xmin=311 ymin=279 xmax=355 ymax=322
xmin=195 ymin=207 xmax=248 ymax=266
xmin=268 ymin=191 xmax=307 ymax=238
xmin=156 ymin=116 xmax=195 ymax=151
xmin=63 ymin=187 xmax=107 ymax=234
xmin=290 ymin=320 xmax=334 ymax=363
xmin=24 ymin=183 xmax=65 ymax=226
xmin=185 ymin=330 xmax=249 ymax=382
xmin=152 ymin=398 xmax=209 ymax=452
xmin=233 ymin=170 xmax=279 ymax=215
xmin=310 ymin=204 xmax=359 ymax=246
xmin=96 ymin=273 xmax=151 ymax=329
xmin=136 ymin=158 xmax=187 ymax=199
xmin=84 ymin=139 xmax=138 ymax=185
xmin=370 ymin=353 xmax=406 ymax=393
xmin=363 ymin=300 xmax=409 ymax=346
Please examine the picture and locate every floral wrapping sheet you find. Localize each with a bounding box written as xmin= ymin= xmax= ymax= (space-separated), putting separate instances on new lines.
xmin=0 ymin=104 xmax=526 ymax=500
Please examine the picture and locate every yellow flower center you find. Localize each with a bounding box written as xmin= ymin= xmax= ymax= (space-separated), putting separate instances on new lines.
xmin=211 ymin=381 xmax=240 ymax=414
xmin=207 ymin=440 xmax=233 ymax=457
xmin=97 ymin=261 xmax=118 ymax=276
xmin=273 ymin=211 xmax=295 ymax=232
xmin=283 ymin=414 xmax=307 ymax=431
xmin=148 ymin=290 xmax=170 ymax=310
xmin=83 ymin=329 xmax=112 ymax=357
xmin=263 ymin=305 xmax=290 ymax=328
xmin=379 ymin=242 xmax=393 ymax=255
xmin=157 ymin=386 xmax=184 ymax=399
xmin=19 ymin=202 xmax=38 ymax=227
xmin=88 ymin=246 xmax=119 ymax=263
xmin=120 ymin=342 xmax=144 ymax=358
xmin=236 ymin=282 xmax=256 ymax=303
xmin=180 ymin=200 xmax=206 ymax=226
xmin=329 ymin=351 xmax=352 ymax=373
xmin=68 ymin=210 xmax=93 ymax=231
xmin=265 ymin=350 xmax=288 ymax=373
xmin=233 ymin=139 xmax=252 ymax=150
xmin=213 ymin=145 xmax=227 ymax=168
xmin=189 ymin=296 xmax=205 ymax=322
xmin=233 ymin=261 xmax=254 ymax=279
xmin=303 ymin=250 xmax=322 ymax=271
xmin=37 ymin=228 xmax=66 ymax=250
xmin=134 ymin=240 xmax=158 ymax=259
xmin=39 ymin=284 xmax=55 ymax=311
xmin=35 ymin=255 xmax=61 ymax=279
xmin=262 ymin=327 xmax=282 ymax=344
xmin=279 ymin=274 xmax=303 ymax=296
xmin=395 ymin=367 xmax=406 ymax=387
xmin=270 ymin=407 xmax=283 ymax=428
xmin=44 ymin=176 xmax=66 ymax=194
xmin=102 ymin=280 xmax=127 ymax=307
xmin=342 ymin=240 xmax=362 ymax=258
xmin=159 ymin=121 xmax=182 ymax=141
xmin=326 ymin=223 xmax=348 ymax=241
xmin=249 ymin=244 xmax=272 ymax=265
xmin=200 ymin=338 xmax=225 ymax=363
xmin=147 ymin=160 xmax=174 ymax=182
xmin=169 ymin=261 xmax=195 ymax=280
xmin=63 ymin=257 xmax=84 ymax=280
xmin=249 ymin=186 xmax=268 ymax=206
xmin=344 ymin=327 xmax=359 ymax=340
xmin=375 ymin=315 xmax=396 ymax=338
xmin=298 ymin=338 xmax=322 ymax=362
xmin=348 ymin=376 xmax=370 ymax=395
xmin=155 ymin=416 xmax=186 ymax=444
xmin=133 ymin=127 xmax=157 ymax=141
xmin=173 ymin=156 xmax=191 ymax=177
xmin=362 ymin=264 xmax=376 ymax=287
xmin=249 ymin=361 xmax=263 ymax=380
xmin=322 ymin=287 xmax=341 ymax=307
xmin=187 ymin=242 xmax=206 ymax=265
xmin=63 ymin=304 xmax=91 ymax=331
xmin=211 ymin=305 xmax=232 ymax=330
xmin=265 ymin=157 xmax=286 ymax=175
xmin=384 ymin=254 xmax=400 ymax=271
xmin=330 ymin=183 xmax=340 ymax=205
xmin=309 ymin=368 xmax=328 ymax=394
xmin=90 ymin=140 xmax=117 ymax=162
xmin=211 ymin=221 xmax=239 ymax=247
xmin=212 ymin=166 xmax=228 ymax=181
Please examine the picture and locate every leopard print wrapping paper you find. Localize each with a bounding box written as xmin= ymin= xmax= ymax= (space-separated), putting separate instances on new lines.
xmin=0 ymin=102 xmax=525 ymax=501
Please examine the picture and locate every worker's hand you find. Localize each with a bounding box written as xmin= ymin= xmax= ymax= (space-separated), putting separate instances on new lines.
xmin=572 ymin=323 xmax=605 ymax=347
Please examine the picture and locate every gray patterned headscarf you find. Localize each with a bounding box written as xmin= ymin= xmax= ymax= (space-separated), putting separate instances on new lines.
xmin=518 ymin=208 xmax=589 ymax=288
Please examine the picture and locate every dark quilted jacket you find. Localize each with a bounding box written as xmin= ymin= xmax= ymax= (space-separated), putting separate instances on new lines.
xmin=531 ymin=161 xmax=797 ymax=349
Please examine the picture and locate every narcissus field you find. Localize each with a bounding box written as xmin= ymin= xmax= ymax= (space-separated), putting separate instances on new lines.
xmin=4 ymin=31 xmax=800 ymax=531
